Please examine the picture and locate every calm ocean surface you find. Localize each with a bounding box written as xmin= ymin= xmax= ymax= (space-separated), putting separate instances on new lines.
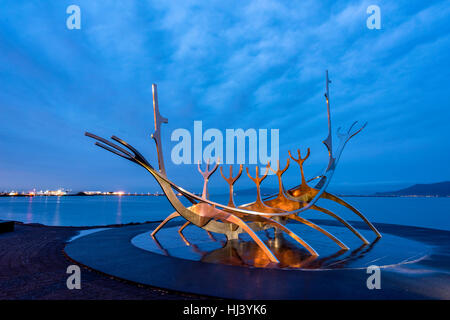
xmin=0 ymin=195 xmax=449 ymax=230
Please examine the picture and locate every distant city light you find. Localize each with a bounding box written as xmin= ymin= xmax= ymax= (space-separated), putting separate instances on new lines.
xmin=0 ymin=189 xmax=196 ymax=197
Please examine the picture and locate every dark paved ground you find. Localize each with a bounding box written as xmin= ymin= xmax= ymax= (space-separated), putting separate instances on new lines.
xmin=0 ymin=223 xmax=201 ymax=300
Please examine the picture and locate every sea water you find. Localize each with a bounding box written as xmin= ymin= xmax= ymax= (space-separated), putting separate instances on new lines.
xmin=0 ymin=195 xmax=448 ymax=230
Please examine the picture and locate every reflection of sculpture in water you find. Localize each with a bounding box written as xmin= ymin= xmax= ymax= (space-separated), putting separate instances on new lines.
xmin=85 ymin=71 xmax=381 ymax=264
xmin=152 ymin=227 xmax=381 ymax=269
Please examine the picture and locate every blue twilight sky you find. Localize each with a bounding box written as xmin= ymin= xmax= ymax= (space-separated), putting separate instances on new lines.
xmin=0 ymin=0 xmax=449 ymax=194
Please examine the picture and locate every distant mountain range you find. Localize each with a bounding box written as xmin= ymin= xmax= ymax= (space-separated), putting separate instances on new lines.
xmin=375 ymin=181 xmax=450 ymax=197
xmin=235 ymin=182 xmax=450 ymax=197
xmin=213 ymin=182 xmax=450 ymax=198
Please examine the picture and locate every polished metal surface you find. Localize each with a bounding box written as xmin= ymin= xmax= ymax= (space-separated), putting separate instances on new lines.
xmin=85 ymin=71 xmax=381 ymax=264
xmin=133 ymin=223 xmax=424 ymax=271
xmin=220 ymin=164 xmax=243 ymax=207
xmin=151 ymin=84 xmax=168 ymax=177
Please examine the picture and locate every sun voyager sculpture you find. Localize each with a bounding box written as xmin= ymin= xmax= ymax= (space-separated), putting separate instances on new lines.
xmin=86 ymin=71 xmax=381 ymax=264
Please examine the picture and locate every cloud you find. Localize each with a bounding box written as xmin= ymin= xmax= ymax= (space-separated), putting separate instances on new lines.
xmin=0 ymin=0 xmax=449 ymax=193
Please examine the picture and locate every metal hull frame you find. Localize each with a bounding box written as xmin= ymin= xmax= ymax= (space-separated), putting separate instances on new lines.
xmin=85 ymin=72 xmax=381 ymax=264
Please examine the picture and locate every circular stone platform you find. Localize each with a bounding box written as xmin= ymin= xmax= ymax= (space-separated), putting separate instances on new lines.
xmin=132 ymin=224 xmax=429 ymax=270
xmin=65 ymin=220 xmax=450 ymax=299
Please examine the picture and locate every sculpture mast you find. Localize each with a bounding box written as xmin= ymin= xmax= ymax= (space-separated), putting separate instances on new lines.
xmin=323 ymin=70 xmax=333 ymax=164
xmin=151 ymin=84 xmax=168 ymax=176
xmin=314 ymin=71 xmax=334 ymax=189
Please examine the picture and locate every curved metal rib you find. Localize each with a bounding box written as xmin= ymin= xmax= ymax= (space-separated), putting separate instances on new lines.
xmin=178 ymin=220 xmax=218 ymax=242
xmin=151 ymin=212 xmax=180 ymax=237
xmin=311 ymin=204 xmax=369 ymax=244
xmin=321 ymin=191 xmax=382 ymax=238
xmin=259 ymin=217 xmax=318 ymax=256
xmin=223 ymin=213 xmax=279 ymax=263
xmin=288 ymin=215 xmax=349 ymax=250
xmin=178 ymin=220 xmax=190 ymax=234
xmin=178 ymin=221 xmax=192 ymax=246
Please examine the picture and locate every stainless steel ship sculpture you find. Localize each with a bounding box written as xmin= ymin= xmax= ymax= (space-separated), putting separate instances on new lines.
xmin=85 ymin=71 xmax=381 ymax=264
